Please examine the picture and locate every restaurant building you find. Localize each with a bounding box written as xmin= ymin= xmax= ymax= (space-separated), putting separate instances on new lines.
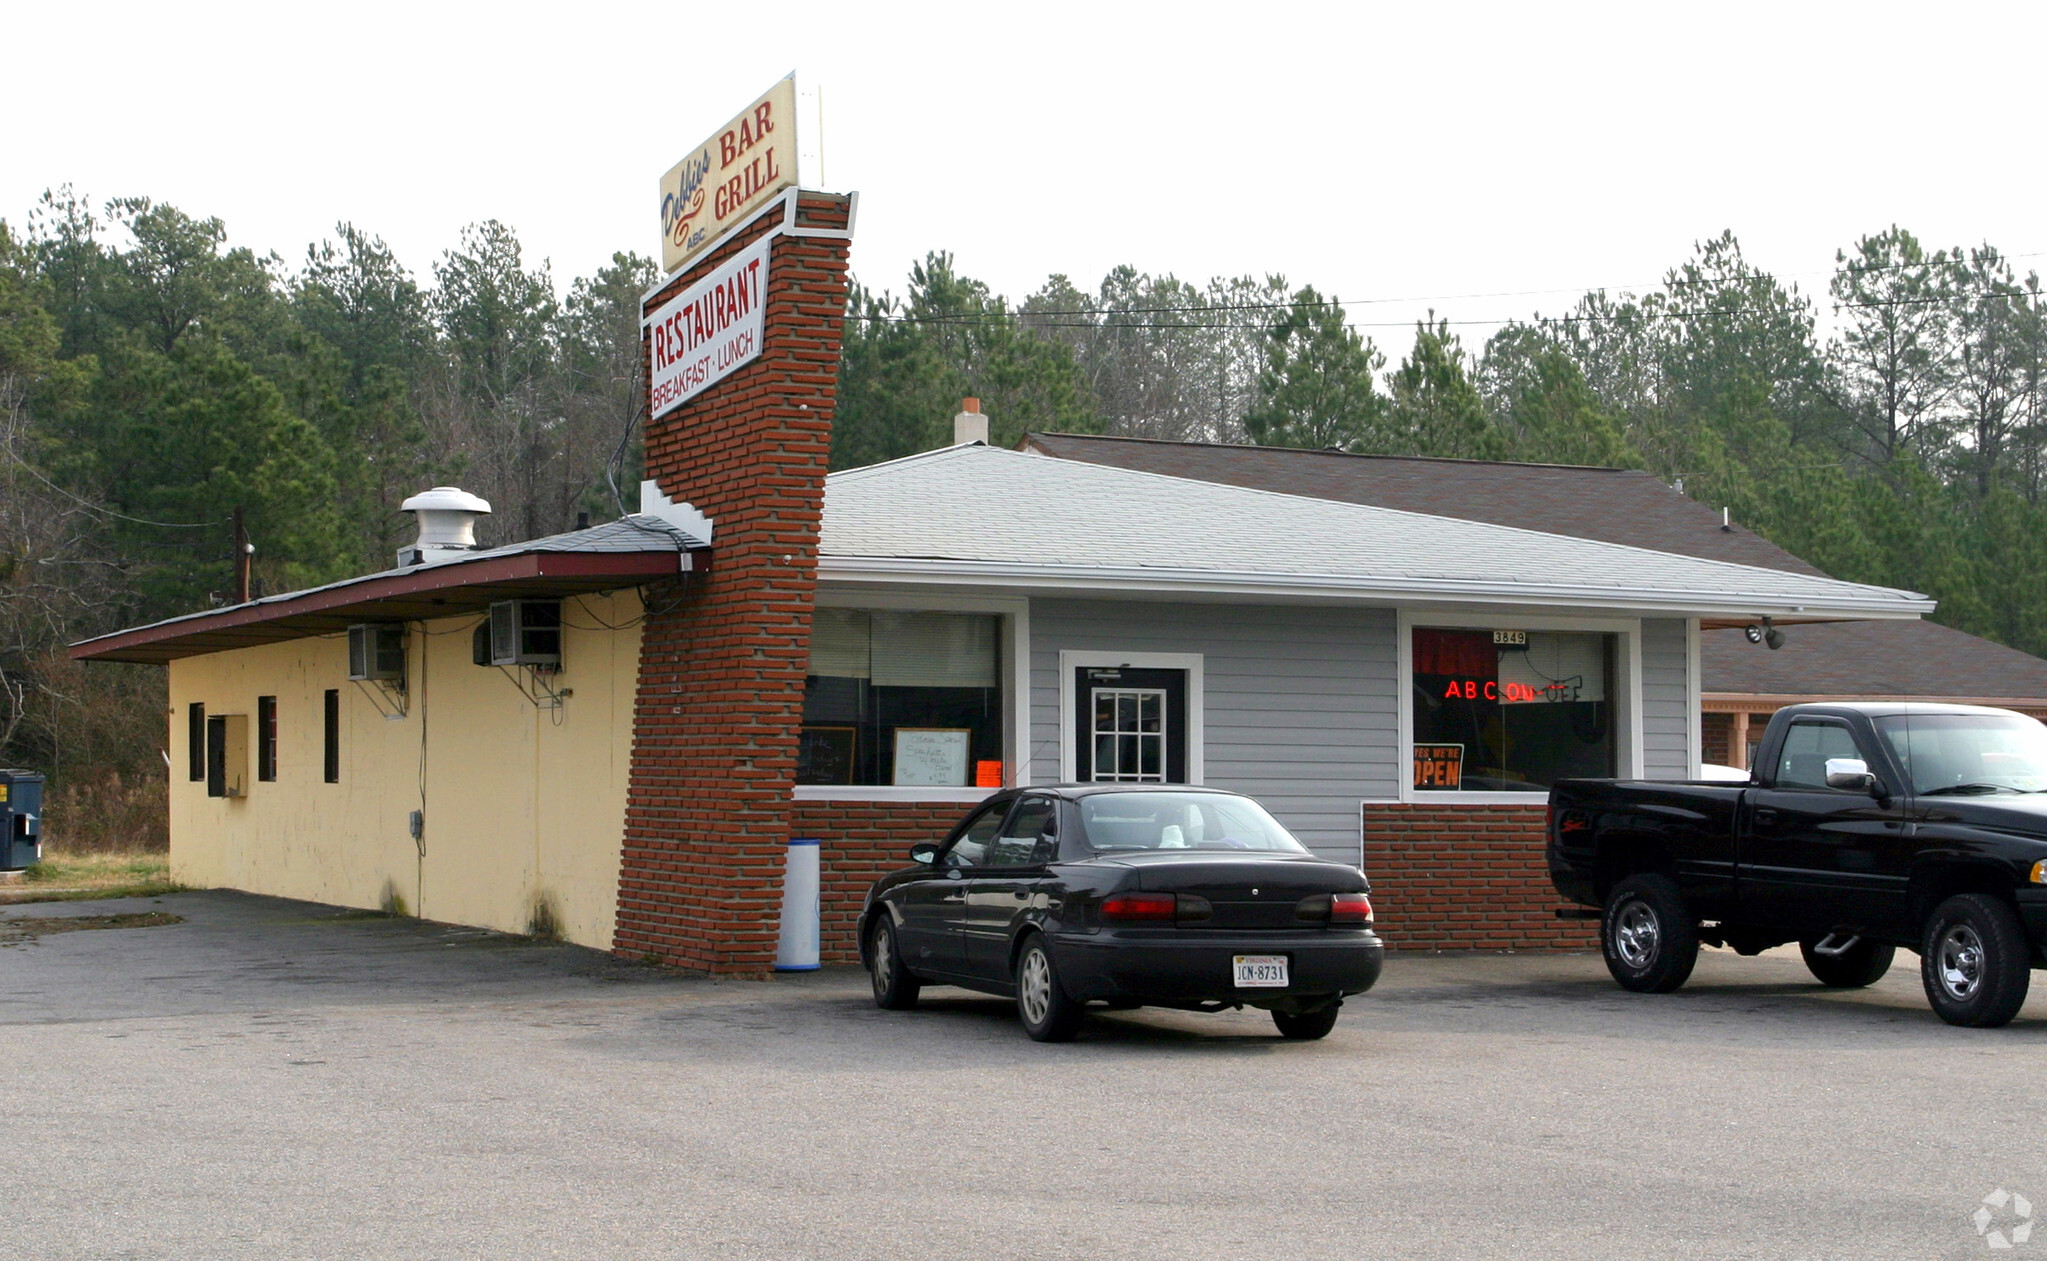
xmin=71 ymin=173 xmax=1939 ymax=969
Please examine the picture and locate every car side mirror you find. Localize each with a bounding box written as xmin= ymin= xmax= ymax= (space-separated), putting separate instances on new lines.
xmin=1825 ymin=757 xmax=1882 ymax=798
xmin=908 ymin=842 xmax=939 ymax=865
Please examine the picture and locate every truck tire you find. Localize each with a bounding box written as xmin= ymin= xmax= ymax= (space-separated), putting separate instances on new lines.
xmin=1920 ymin=894 xmax=2032 ymax=1028
xmin=1602 ymin=874 xmax=1699 ymax=994
xmin=1799 ymin=938 xmax=1896 ymax=988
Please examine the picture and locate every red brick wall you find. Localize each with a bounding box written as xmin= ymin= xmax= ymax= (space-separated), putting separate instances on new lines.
xmin=1702 ymin=712 xmax=1732 ymax=766
xmin=1362 ymin=803 xmax=1594 ymax=951
xmin=613 ymin=193 xmax=855 ymax=974
xmin=790 ymin=799 xmax=980 ymax=964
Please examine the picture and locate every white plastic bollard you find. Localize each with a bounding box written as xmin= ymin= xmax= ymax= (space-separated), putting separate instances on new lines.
xmin=776 ymin=838 xmax=822 ymax=971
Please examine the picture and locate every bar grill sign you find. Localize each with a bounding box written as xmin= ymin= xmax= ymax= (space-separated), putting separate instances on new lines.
xmin=646 ymin=234 xmax=771 ymax=418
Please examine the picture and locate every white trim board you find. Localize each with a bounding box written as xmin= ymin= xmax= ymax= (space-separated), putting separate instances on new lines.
xmin=815 ymin=556 xmax=1933 ymax=621
xmin=1057 ymin=650 xmax=1206 ymax=785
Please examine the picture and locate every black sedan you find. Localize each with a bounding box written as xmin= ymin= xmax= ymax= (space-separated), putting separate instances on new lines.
xmin=859 ymin=785 xmax=1384 ymax=1041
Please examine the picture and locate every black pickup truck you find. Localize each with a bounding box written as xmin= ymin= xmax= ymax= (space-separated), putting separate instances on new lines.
xmin=1549 ymin=702 xmax=2047 ymax=1026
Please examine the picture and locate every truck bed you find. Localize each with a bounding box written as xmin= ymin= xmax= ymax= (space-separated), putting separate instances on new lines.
xmin=1548 ymin=779 xmax=1745 ymax=918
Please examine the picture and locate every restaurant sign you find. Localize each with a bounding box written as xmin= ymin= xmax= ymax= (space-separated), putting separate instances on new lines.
xmin=646 ymin=233 xmax=771 ymax=418
xmin=659 ymin=77 xmax=799 ymax=275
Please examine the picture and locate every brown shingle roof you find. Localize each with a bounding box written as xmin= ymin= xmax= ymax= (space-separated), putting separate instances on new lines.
xmin=1023 ymin=432 xmax=2047 ymax=703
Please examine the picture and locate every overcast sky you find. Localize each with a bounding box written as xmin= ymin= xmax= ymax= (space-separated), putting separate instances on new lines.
xmin=10 ymin=0 xmax=2043 ymax=346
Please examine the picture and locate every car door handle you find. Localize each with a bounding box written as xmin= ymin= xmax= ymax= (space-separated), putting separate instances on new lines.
xmin=1753 ymin=808 xmax=1779 ymax=826
xmin=942 ymin=892 xmax=965 ymax=902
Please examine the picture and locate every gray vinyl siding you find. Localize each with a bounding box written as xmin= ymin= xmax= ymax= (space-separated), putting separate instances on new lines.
xmin=1640 ymin=617 xmax=1692 ymax=779
xmin=1028 ymin=599 xmax=1398 ymax=860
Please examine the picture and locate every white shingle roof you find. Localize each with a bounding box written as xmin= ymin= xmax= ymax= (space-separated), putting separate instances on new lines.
xmin=820 ymin=445 xmax=1931 ymax=618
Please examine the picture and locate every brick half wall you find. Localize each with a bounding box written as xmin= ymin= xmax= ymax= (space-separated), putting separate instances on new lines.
xmin=791 ymin=799 xmax=975 ymax=964
xmin=789 ymin=798 xmax=1593 ymax=963
xmin=1362 ymin=803 xmax=1594 ymax=951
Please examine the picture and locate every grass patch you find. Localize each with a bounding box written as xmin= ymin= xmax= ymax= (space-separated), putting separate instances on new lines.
xmin=1 ymin=851 xmax=180 ymax=904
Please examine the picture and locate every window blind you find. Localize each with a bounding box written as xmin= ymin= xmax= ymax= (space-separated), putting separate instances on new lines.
xmin=807 ymin=609 xmax=873 ymax=679
xmin=870 ymin=612 xmax=998 ymax=688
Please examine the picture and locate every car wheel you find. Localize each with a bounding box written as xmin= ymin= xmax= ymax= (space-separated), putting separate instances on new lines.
xmin=1601 ymin=874 xmax=1699 ymax=994
xmin=1798 ymin=937 xmax=1896 ymax=988
xmin=867 ymin=916 xmax=920 ymax=1011
xmin=1014 ymin=935 xmax=1084 ymax=1042
xmin=1272 ymin=1003 xmax=1341 ymax=1040
xmin=1920 ymin=894 xmax=2031 ymax=1028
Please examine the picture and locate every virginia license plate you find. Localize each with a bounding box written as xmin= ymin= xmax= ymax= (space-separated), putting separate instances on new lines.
xmin=1233 ymin=955 xmax=1289 ymax=988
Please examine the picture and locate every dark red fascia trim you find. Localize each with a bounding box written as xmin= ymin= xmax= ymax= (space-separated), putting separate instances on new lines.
xmin=71 ymin=549 xmax=702 ymax=662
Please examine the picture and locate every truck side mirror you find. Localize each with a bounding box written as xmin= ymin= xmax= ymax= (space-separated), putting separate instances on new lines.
xmin=1824 ymin=757 xmax=1882 ymax=798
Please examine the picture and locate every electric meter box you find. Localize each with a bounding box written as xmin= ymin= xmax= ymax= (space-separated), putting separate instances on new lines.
xmin=0 ymin=769 xmax=44 ymax=871
xmin=348 ymin=624 xmax=407 ymax=682
xmin=489 ymin=600 xmax=562 ymax=668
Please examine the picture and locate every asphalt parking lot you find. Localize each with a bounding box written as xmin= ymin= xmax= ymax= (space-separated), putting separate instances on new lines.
xmin=3 ymin=891 xmax=2045 ymax=1260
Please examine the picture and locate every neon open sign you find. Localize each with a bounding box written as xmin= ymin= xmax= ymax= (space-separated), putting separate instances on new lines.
xmin=1440 ymin=679 xmax=1571 ymax=703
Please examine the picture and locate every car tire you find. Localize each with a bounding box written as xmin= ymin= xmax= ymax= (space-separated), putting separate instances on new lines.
xmin=867 ymin=916 xmax=920 ymax=1011
xmin=1601 ymin=874 xmax=1699 ymax=994
xmin=1014 ymin=935 xmax=1084 ymax=1042
xmin=1272 ymin=1003 xmax=1341 ymax=1040
xmin=1799 ymin=937 xmax=1896 ymax=988
xmin=1920 ymin=894 xmax=2032 ymax=1028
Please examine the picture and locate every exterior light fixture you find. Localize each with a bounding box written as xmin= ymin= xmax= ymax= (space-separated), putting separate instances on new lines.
xmin=1745 ymin=618 xmax=1786 ymax=650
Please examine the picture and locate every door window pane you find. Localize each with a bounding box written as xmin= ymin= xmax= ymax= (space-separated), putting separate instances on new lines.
xmin=1775 ymin=722 xmax=1862 ymax=789
xmin=1412 ymin=628 xmax=1616 ymax=792
xmin=799 ymin=611 xmax=1003 ymax=787
xmin=1091 ymin=687 xmax=1168 ymax=782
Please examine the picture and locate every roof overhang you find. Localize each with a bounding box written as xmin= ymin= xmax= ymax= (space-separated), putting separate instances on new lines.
xmin=816 ymin=556 xmax=1935 ymax=621
xmin=72 ymin=550 xmax=700 ymax=664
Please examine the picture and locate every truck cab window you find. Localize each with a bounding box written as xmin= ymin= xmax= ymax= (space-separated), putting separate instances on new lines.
xmin=1774 ymin=721 xmax=1862 ymax=789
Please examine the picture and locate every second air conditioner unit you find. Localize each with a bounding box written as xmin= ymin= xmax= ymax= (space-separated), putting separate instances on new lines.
xmin=488 ymin=600 xmax=562 ymax=669
xmin=347 ymin=624 xmax=407 ymax=683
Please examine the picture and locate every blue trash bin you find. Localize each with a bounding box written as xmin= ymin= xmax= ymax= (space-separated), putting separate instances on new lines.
xmin=1 ymin=770 xmax=44 ymax=871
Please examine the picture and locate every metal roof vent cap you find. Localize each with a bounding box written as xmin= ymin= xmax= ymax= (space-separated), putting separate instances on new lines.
xmin=397 ymin=486 xmax=492 ymax=567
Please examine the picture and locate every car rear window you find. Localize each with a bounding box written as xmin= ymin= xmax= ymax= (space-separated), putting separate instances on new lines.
xmin=1077 ymin=793 xmax=1308 ymax=854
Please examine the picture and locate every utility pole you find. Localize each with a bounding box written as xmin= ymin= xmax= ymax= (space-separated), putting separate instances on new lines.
xmin=231 ymin=507 xmax=251 ymax=605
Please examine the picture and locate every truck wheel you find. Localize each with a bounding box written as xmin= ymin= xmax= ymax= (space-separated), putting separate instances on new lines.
xmin=1920 ymin=894 xmax=2031 ymax=1028
xmin=1602 ymin=874 xmax=1699 ymax=994
xmin=1799 ymin=938 xmax=1896 ymax=988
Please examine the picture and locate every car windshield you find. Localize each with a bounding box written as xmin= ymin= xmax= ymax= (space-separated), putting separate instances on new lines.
xmin=1875 ymin=713 xmax=2047 ymax=795
xmin=1076 ymin=792 xmax=1309 ymax=854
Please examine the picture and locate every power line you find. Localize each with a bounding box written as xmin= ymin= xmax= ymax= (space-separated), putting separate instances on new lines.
xmin=849 ymin=284 xmax=2047 ymax=334
xmin=848 ymin=250 xmax=2046 ymax=331
xmin=0 ymin=445 xmax=218 ymax=529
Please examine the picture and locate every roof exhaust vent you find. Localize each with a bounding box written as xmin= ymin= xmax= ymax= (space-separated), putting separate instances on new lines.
xmin=397 ymin=486 xmax=492 ymax=567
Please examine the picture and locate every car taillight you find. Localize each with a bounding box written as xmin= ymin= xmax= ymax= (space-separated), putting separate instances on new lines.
xmin=1329 ymin=892 xmax=1373 ymax=923
xmin=1101 ymin=892 xmax=1178 ymax=922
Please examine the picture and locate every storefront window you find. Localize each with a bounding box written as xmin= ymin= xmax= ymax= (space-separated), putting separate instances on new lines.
xmin=798 ymin=610 xmax=1004 ymax=788
xmin=1411 ymin=627 xmax=1616 ymax=792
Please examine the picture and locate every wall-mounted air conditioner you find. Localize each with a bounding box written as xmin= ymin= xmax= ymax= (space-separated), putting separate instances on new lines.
xmin=348 ymin=624 xmax=407 ymax=683
xmin=489 ymin=600 xmax=562 ymax=668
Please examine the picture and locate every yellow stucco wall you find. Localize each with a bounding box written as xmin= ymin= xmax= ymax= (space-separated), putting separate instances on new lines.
xmin=166 ymin=592 xmax=642 ymax=949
